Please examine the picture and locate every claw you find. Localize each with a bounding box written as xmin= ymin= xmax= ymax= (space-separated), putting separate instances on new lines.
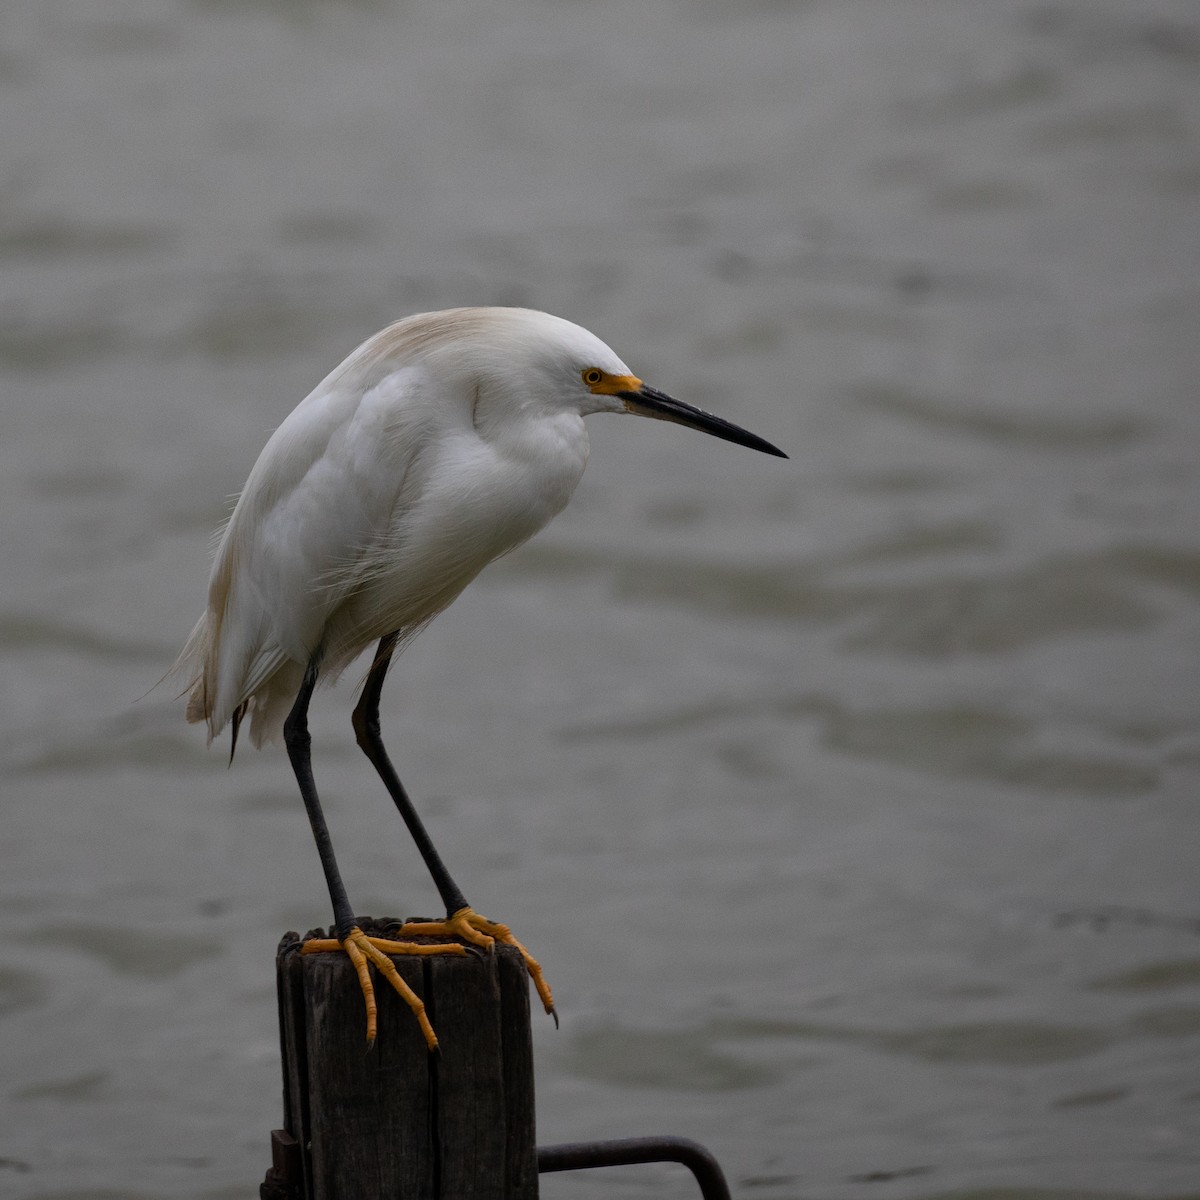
xmin=397 ymin=906 xmax=557 ymax=1018
xmin=301 ymin=925 xmax=466 ymax=1048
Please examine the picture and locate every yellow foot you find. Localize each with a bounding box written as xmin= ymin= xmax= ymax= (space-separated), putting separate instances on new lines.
xmin=397 ymin=906 xmax=557 ymax=1023
xmin=300 ymin=925 xmax=467 ymax=1049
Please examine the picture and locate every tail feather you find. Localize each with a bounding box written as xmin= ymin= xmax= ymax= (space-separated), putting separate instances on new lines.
xmin=246 ymin=659 xmax=307 ymax=747
xmin=229 ymin=701 xmax=249 ymax=763
xmin=175 ymin=614 xmax=214 ymax=730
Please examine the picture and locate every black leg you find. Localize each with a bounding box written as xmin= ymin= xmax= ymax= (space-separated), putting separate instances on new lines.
xmin=352 ymin=633 xmax=470 ymax=918
xmin=284 ymin=655 xmax=357 ymax=938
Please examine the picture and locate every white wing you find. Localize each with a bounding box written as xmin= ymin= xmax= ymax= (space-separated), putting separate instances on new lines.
xmin=181 ymin=363 xmax=433 ymax=741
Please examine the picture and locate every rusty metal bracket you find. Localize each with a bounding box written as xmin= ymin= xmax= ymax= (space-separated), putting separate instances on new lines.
xmin=538 ymin=1135 xmax=732 ymax=1200
xmin=259 ymin=1129 xmax=304 ymax=1199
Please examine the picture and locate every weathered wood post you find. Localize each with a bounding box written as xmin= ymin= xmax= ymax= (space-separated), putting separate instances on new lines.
xmin=267 ymin=918 xmax=538 ymax=1200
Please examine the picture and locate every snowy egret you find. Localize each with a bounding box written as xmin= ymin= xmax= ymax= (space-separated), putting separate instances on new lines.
xmin=177 ymin=306 xmax=786 ymax=1048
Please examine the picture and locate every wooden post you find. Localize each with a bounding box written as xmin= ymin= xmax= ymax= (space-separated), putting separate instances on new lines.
xmin=270 ymin=919 xmax=538 ymax=1200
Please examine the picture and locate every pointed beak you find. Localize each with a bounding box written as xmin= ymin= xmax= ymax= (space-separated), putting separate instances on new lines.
xmin=619 ymin=385 xmax=788 ymax=458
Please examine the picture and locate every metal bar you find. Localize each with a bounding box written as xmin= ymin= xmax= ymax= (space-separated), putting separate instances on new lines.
xmin=537 ymin=1136 xmax=732 ymax=1200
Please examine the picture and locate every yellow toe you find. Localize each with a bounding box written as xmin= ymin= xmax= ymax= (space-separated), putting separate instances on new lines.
xmin=397 ymin=907 xmax=556 ymax=1018
xmin=300 ymin=926 xmax=467 ymax=1048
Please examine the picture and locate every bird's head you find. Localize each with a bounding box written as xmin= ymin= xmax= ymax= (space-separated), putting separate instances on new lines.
xmin=466 ymin=308 xmax=788 ymax=459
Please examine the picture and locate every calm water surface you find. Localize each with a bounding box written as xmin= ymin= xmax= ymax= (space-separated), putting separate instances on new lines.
xmin=1 ymin=1 xmax=1198 ymax=1197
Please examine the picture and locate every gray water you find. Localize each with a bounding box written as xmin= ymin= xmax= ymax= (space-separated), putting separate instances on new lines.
xmin=2 ymin=1 xmax=1198 ymax=1197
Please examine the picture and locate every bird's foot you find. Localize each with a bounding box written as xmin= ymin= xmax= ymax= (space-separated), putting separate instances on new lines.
xmin=397 ymin=906 xmax=557 ymax=1023
xmin=300 ymin=924 xmax=468 ymax=1049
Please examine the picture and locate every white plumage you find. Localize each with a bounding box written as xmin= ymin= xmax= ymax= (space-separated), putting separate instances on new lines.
xmin=179 ymin=307 xmax=636 ymax=745
xmin=175 ymin=305 xmax=784 ymax=1046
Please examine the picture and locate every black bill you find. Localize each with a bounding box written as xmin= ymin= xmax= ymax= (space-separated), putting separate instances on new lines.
xmin=620 ymin=385 xmax=787 ymax=458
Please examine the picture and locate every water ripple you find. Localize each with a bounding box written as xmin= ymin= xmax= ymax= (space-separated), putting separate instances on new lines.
xmin=565 ymin=1022 xmax=779 ymax=1091
xmin=849 ymin=381 xmax=1148 ymax=449
xmin=21 ymin=925 xmax=222 ymax=981
xmin=822 ymin=704 xmax=1158 ymax=795
xmin=0 ymin=614 xmax=164 ymax=662
xmin=0 ymin=967 xmax=45 ymax=1019
xmin=517 ymin=540 xmax=1187 ymax=659
xmin=1089 ymin=960 xmax=1200 ymax=993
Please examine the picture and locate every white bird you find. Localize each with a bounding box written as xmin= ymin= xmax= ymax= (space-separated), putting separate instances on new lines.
xmin=177 ymin=306 xmax=785 ymax=1048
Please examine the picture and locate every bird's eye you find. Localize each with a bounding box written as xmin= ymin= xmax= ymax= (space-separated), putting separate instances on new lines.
xmin=582 ymin=368 xmax=604 ymax=387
